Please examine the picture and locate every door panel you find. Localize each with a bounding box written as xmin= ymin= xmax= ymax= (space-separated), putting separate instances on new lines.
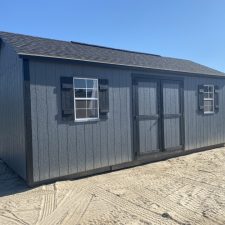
xmin=139 ymin=120 xmax=159 ymax=154
xmin=136 ymin=80 xmax=160 ymax=154
xmin=134 ymin=77 xmax=184 ymax=157
xmin=162 ymin=81 xmax=182 ymax=150
xmin=163 ymin=118 xmax=181 ymax=149
xmin=138 ymin=82 xmax=157 ymax=116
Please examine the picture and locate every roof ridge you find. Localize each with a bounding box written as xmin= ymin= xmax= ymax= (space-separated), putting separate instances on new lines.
xmin=0 ymin=31 xmax=161 ymax=57
xmin=70 ymin=41 xmax=161 ymax=57
xmin=0 ymin=31 xmax=70 ymax=44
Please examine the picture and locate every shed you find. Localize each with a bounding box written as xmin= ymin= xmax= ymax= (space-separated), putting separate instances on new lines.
xmin=0 ymin=31 xmax=225 ymax=186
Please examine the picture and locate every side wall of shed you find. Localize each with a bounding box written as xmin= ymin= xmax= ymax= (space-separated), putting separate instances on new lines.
xmin=184 ymin=76 xmax=225 ymax=150
xmin=0 ymin=41 xmax=26 ymax=179
xmin=29 ymin=59 xmax=132 ymax=182
xmin=29 ymin=59 xmax=225 ymax=183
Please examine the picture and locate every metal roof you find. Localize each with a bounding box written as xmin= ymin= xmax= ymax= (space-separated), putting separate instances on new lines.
xmin=0 ymin=31 xmax=224 ymax=77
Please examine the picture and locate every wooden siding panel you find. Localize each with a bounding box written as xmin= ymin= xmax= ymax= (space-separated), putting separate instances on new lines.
xmin=85 ymin=124 xmax=94 ymax=171
xmin=67 ymin=126 xmax=78 ymax=174
xmin=92 ymin=122 xmax=101 ymax=168
xmin=35 ymin=64 xmax=50 ymax=181
xmin=55 ymin=69 xmax=69 ymax=177
xmin=107 ymin=76 xmax=116 ymax=166
xmin=113 ymin=73 xmax=122 ymax=165
xmin=76 ymin=124 xmax=86 ymax=173
xmin=120 ymin=74 xmax=130 ymax=162
xmin=30 ymin=72 xmax=40 ymax=182
xmin=0 ymin=41 xmax=26 ymax=179
xmin=46 ymin=66 xmax=60 ymax=178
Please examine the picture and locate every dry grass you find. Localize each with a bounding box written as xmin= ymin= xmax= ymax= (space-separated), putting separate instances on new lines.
xmin=1 ymin=147 xmax=225 ymax=224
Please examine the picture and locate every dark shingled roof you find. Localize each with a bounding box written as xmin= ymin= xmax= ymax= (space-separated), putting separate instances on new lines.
xmin=0 ymin=31 xmax=224 ymax=77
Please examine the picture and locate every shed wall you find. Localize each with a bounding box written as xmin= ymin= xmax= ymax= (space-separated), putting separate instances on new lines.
xmin=29 ymin=59 xmax=225 ymax=183
xmin=184 ymin=76 xmax=225 ymax=150
xmin=0 ymin=41 xmax=26 ymax=179
xmin=29 ymin=60 xmax=132 ymax=182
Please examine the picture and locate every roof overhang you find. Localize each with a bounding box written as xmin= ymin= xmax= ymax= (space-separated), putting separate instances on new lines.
xmin=18 ymin=52 xmax=225 ymax=79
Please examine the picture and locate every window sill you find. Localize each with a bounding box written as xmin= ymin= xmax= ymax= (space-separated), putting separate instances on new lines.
xmin=74 ymin=118 xmax=100 ymax=123
xmin=203 ymin=112 xmax=215 ymax=115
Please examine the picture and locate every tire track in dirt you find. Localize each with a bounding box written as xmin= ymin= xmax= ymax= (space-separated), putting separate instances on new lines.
xmin=171 ymin=182 xmax=225 ymax=224
xmin=58 ymin=193 xmax=93 ymax=225
xmin=36 ymin=184 xmax=74 ymax=224
xmin=0 ymin=210 xmax=29 ymax=225
xmin=131 ymin=185 xmax=223 ymax=225
xmin=88 ymin=186 xmax=172 ymax=225
xmin=37 ymin=183 xmax=90 ymax=225
xmin=0 ymin=214 xmax=22 ymax=225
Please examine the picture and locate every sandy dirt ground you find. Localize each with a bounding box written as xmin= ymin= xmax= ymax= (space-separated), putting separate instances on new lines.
xmin=1 ymin=147 xmax=225 ymax=225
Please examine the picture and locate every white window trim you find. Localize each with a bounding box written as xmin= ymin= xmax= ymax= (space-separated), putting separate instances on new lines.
xmin=73 ymin=77 xmax=99 ymax=122
xmin=203 ymin=84 xmax=214 ymax=114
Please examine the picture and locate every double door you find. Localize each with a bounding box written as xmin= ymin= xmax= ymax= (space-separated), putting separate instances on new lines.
xmin=133 ymin=77 xmax=184 ymax=156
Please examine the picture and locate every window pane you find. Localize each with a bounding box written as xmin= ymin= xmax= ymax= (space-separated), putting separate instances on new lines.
xmin=87 ymin=100 xmax=98 ymax=109
xmin=75 ymin=89 xmax=86 ymax=98
xmin=76 ymin=100 xmax=86 ymax=109
xmin=208 ymin=105 xmax=214 ymax=112
xmin=87 ymin=109 xmax=98 ymax=118
xmin=204 ymin=105 xmax=209 ymax=112
xmin=87 ymin=89 xmax=98 ymax=98
xmin=87 ymin=79 xmax=98 ymax=89
xmin=204 ymin=105 xmax=214 ymax=113
xmin=208 ymin=86 xmax=213 ymax=92
xmin=208 ymin=93 xmax=213 ymax=99
xmin=76 ymin=109 xmax=86 ymax=118
xmin=204 ymin=100 xmax=213 ymax=107
xmin=74 ymin=79 xmax=86 ymax=89
xmin=204 ymin=92 xmax=209 ymax=98
xmin=204 ymin=86 xmax=209 ymax=92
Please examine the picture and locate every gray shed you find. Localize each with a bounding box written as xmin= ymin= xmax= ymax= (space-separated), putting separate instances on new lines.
xmin=0 ymin=31 xmax=225 ymax=186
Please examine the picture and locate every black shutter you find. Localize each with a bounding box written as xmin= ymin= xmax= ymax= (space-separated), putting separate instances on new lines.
xmin=99 ymin=79 xmax=109 ymax=119
xmin=214 ymin=85 xmax=219 ymax=111
xmin=60 ymin=77 xmax=74 ymax=121
xmin=198 ymin=85 xmax=204 ymax=111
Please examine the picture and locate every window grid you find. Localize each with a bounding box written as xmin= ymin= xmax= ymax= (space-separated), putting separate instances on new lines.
xmin=73 ymin=78 xmax=99 ymax=121
xmin=203 ymin=85 xmax=214 ymax=114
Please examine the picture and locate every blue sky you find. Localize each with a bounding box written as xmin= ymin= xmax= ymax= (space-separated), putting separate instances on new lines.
xmin=1 ymin=0 xmax=225 ymax=72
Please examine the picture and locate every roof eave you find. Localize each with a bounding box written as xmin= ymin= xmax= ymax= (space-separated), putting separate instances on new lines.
xmin=18 ymin=52 xmax=225 ymax=78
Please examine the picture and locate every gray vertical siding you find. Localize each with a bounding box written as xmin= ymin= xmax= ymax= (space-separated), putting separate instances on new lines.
xmin=29 ymin=60 xmax=132 ymax=182
xmin=0 ymin=41 xmax=26 ymax=179
xmin=29 ymin=59 xmax=225 ymax=183
xmin=184 ymin=76 xmax=225 ymax=150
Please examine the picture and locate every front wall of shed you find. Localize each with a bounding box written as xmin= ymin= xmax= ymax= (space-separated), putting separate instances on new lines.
xmin=29 ymin=60 xmax=132 ymax=182
xmin=0 ymin=41 xmax=26 ymax=179
xmin=29 ymin=59 xmax=225 ymax=183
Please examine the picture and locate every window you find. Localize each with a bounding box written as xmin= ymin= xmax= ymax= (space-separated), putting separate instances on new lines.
xmin=73 ymin=78 xmax=99 ymax=121
xmin=203 ymin=85 xmax=214 ymax=114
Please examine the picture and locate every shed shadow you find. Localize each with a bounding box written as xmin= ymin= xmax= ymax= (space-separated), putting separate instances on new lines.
xmin=0 ymin=160 xmax=30 ymax=197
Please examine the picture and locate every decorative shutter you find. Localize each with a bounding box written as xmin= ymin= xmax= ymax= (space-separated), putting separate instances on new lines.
xmin=198 ymin=85 xmax=204 ymax=111
xmin=99 ymin=79 xmax=109 ymax=119
xmin=60 ymin=77 xmax=74 ymax=121
xmin=214 ymin=85 xmax=219 ymax=111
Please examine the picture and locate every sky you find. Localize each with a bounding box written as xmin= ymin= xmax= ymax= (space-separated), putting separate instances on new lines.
xmin=1 ymin=0 xmax=225 ymax=72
